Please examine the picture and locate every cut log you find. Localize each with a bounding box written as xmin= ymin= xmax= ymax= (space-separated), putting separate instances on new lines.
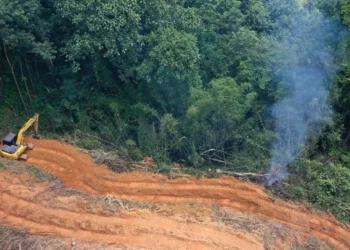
xmin=221 ymin=171 xmax=263 ymax=177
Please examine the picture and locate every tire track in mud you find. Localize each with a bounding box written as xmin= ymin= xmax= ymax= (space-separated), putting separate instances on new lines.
xmin=24 ymin=139 xmax=350 ymax=249
xmin=0 ymin=174 xmax=262 ymax=250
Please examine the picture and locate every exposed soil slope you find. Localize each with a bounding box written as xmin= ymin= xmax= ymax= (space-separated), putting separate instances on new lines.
xmin=16 ymin=138 xmax=350 ymax=249
xmin=0 ymin=174 xmax=261 ymax=249
xmin=0 ymin=168 xmax=341 ymax=250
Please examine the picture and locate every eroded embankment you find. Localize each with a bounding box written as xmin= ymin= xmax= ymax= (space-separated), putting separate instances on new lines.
xmin=23 ymin=138 xmax=350 ymax=249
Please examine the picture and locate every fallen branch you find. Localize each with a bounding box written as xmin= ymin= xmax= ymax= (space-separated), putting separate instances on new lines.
xmin=74 ymin=130 xmax=119 ymax=149
xmin=132 ymin=164 xmax=148 ymax=169
xmin=40 ymin=239 xmax=53 ymax=250
xmin=115 ymin=197 xmax=125 ymax=209
xmin=170 ymin=173 xmax=192 ymax=178
xmin=76 ymin=148 xmax=97 ymax=154
xmin=220 ymin=171 xmax=263 ymax=177
xmin=28 ymin=237 xmax=44 ymax=250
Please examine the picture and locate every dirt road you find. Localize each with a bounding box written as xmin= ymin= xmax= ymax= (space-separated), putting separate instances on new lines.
xmin=0 ymin=138 xmax=346 ymax=249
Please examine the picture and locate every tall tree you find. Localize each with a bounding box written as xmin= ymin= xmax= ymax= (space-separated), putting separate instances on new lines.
xmin=55 ymin=0 xmax=141 ymax=72
xmin=138 ymin=27 xmax=201 ymax=116
xmin=0 ymin=0 xmax=54 ymax=112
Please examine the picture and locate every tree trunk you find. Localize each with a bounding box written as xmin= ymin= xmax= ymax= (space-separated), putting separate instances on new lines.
xmin=344 ymin=127 xmax=350 ymax=147
xmin=34 ymin=55 xmax=40 ymax=80
xmin=25 ymin=55 xmax=35 ymax=94
xmin=46 ymin=58 xmax=54 ymax=73
xmin=0 ymin=77 xmax=4 ymax=96
xmin=3 ymin=44 xmax=28 ymax=114
xmin=19 ymin=58 xmax=32 ymax=103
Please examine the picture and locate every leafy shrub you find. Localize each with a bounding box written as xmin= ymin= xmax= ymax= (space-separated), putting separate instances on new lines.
xmin=184 ymin=77 xmax=272 ymax=170
xmin=287 ymin=159 xmax=350 ymax=222
xmin=125 ymin=139 xmax=143 ymax=161
xmin=157 ymin=163 xmax=172 ymax=174
xmin=76 ymin=138 xmax=100 ymax=150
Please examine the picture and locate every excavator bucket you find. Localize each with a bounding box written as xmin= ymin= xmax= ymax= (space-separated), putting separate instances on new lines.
xmin=20 ymin=154 xmax=28 ymax=161
xmin=27 ymin=143 xmax=34 ymax=150
xmin=33 ymin=134 xmax=40 ymax=140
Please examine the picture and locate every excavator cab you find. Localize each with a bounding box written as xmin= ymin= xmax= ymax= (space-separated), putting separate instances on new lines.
xmin=0 ymin=114 xmax=40 ymax=160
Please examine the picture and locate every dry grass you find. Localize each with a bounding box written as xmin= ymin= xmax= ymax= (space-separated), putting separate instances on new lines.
xmin=290 ymin=236 xmax=338 ymax=250
xmin=213 ymin=207 xmax=339 ymax=250
xmin=215 ymin=207 xmax=268 ymax=234
xmin=0 ymin=225 xmax=67 ymax=250
xmin=90 ymin=195 xmax=158 ymax=215
xmin=0 ymin=224 xmax=133 ymax=250
xmin=90 ymin=150 xmax=132 ymax=173
xmin=0 ymin=158 xmax=57 ymax=182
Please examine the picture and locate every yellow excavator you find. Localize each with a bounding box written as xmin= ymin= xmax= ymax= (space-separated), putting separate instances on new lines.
xmin=0 ymin=114 xmax=40 ymax=160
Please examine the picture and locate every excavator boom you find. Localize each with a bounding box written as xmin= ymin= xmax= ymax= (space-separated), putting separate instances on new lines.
xmin=16 ymin=113 xmax=39 ymax=145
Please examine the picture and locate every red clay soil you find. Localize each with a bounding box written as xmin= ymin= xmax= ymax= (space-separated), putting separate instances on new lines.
xmin=21 ymin=138 xmax=350 ymax=249
xmin=0 ymin=171 xmax=263 ymax=250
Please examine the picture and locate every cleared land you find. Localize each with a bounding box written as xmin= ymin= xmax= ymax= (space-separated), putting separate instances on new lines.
xmin=0 ymin=138 xmax=348 ymax=249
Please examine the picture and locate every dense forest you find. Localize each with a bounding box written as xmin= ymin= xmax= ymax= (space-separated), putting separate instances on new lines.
xmin=1 ymin=0 xmax=350 ymax=221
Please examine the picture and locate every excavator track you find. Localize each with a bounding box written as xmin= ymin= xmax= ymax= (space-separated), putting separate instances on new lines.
xmin=19 ymin=154 xmax=28 ymax=161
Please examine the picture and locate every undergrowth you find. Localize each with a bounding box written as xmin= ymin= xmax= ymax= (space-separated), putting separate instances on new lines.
xmin=25 ymin=165 xmax=57 ymax=182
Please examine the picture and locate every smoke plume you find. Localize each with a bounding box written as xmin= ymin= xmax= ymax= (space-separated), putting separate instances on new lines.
xmin=265 ymin=2 xmax=344 ymax=185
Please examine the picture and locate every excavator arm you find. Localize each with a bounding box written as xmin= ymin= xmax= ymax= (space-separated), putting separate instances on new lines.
xmin=16 ymin=113 xmax=39 ymax=145
xmin=1 ymin=113 xmax=40 ymax=160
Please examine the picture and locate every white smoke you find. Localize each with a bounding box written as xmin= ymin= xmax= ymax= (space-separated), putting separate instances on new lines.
xmin=265 ymin=1 xmax=345 ymax=185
